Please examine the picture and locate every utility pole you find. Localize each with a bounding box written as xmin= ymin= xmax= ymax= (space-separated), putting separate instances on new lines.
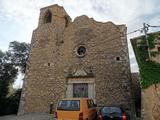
xmin=143 ymin=23 xmax=151 ymax=60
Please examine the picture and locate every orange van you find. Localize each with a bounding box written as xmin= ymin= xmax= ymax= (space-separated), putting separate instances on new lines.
xmin=54 ymin=98 xmax=97 ymax=120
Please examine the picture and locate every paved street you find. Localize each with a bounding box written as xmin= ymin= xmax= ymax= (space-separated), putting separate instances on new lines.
xmin=0 ymin=113 xmax=54 ymax=120
xmin=0 ymin=113 xmax=142 ymax=120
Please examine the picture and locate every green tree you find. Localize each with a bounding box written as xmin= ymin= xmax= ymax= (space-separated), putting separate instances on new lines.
xmin=0 ymin=50 xmax=18 ymax=115
xmin=0 ymin=41 xmax=30 ymax=115
xmin=4 ymin=89 xmax=22 ymax=115
xmin=8 ymin=41 xmax=30 ymax=73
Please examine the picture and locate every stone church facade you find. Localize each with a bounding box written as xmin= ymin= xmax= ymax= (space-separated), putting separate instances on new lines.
xmin=18 ymin=4 xmax=135 ymax=117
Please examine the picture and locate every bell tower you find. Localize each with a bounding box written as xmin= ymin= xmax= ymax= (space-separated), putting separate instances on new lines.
xmin=38 ymin=4 xmax=71 ymax=28
xmin=18 ymin=4 xmax=71 ymax=115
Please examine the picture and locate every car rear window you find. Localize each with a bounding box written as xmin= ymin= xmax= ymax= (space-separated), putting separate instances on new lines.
xmin=102 ymin=107 xmax=122 ymax=115
xmin=57 ymin=100 xmax=80 ymax=111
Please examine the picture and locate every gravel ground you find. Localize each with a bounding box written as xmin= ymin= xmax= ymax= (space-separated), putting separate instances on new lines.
xmin=0 ymin=113 xmax=54 ymax=120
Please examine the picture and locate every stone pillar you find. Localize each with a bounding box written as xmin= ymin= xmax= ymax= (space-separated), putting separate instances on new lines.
xmin=88 ymin=83 xmax=95 ymax=99
xmin=66 ymin=83 xmax=73 ymax=98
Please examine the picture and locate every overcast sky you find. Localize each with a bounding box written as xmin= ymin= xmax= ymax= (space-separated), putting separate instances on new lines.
xmin=1 ymin=0 xmax=160 ymax=87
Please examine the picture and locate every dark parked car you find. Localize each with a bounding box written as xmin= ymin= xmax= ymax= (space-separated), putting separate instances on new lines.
xmin=98 ymin=106 xmax=128 ymax=120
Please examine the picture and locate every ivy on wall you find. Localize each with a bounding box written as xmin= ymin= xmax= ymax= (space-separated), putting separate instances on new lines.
xmin=131 ymin=33 xmax=160 ymax=89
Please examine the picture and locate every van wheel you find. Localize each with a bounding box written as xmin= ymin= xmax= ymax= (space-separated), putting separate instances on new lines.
xmin=93 ymin=114 xmax=97 ymax=120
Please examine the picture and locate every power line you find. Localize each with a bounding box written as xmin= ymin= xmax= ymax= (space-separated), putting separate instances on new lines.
xmin=147 ymin=24 xmax=160 ymax=28
xmin=128 ymin=23 xmax=160 ymax=60
xmin=127 ymin=28 xmax=143 ymax=35
xmin=128 ymin=23 xmax=160 ymax=35
xmin=90 ymin=23 xmax=160 ymax=49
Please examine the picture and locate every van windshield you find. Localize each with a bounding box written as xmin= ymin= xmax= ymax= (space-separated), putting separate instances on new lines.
xmin=57 ymin=100 xmax=80 ymax=111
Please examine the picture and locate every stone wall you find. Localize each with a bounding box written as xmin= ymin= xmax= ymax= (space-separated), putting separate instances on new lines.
xmin=18 ymin=4 xmax=135 ymax=118
xmin=131 ymin=73 xmax=141 ymax=117
xmin=142 ymin=83 xmax=160 ymax=120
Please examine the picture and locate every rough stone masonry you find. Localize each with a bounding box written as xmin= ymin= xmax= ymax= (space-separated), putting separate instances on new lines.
xmin=18 ymin=4 xmax=136 ymax=118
